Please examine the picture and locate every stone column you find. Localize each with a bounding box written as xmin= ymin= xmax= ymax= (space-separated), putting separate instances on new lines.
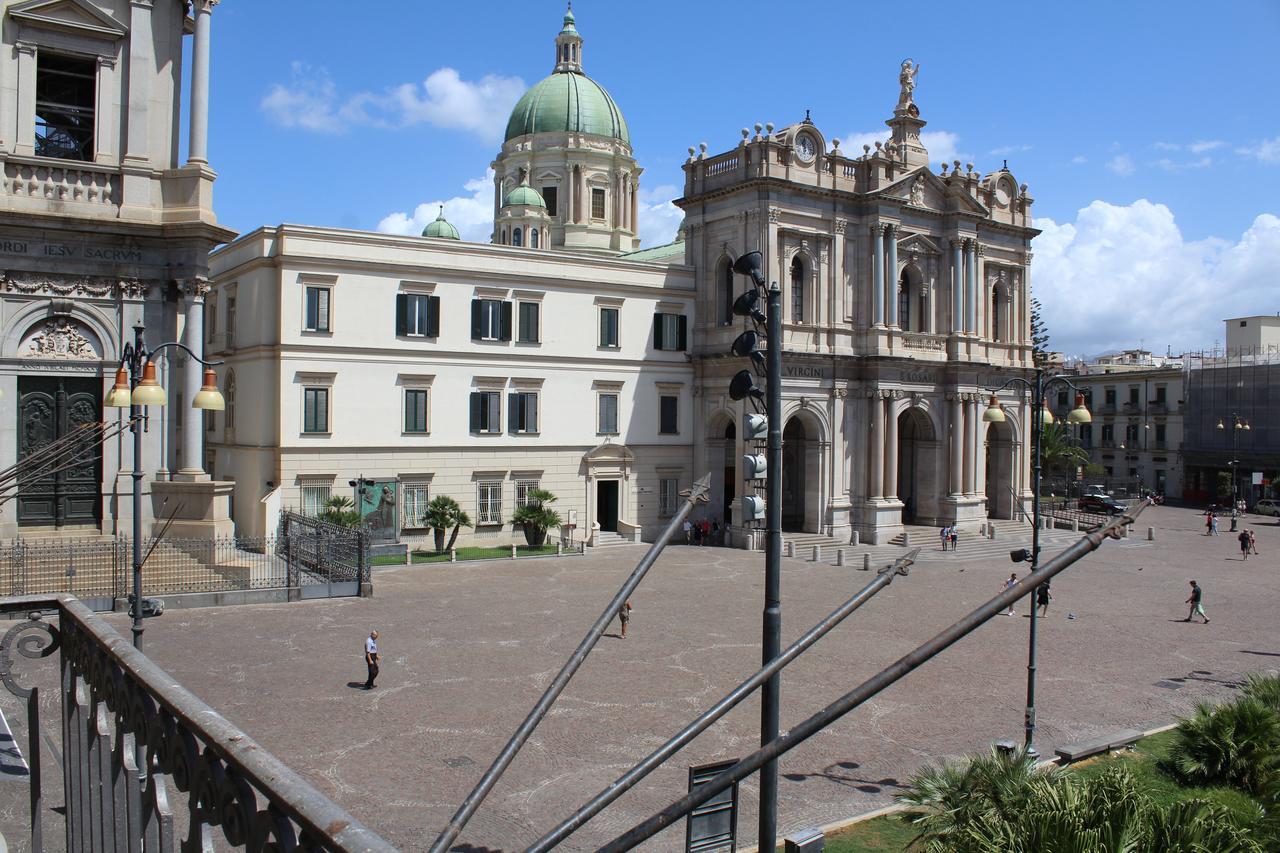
xmin=963 ymin=397 xmax=976 ymax=495
xmin=95 ymin=56 xmax=118 ymax=162
xmin=975 ymin=245 xmax=987 ymax=339
xmin=886 ymin=224 xmax=899 ymax=327
xmin=630 ymin=178 xmax=638 ymax=232
xmin=869 ymin=393 xmax=884 ymax=499
xmin=951 ymin=239 xmax=964 ymax=334
xmin=13 ymin=42 xmax=36 ymax=154
xmin=871 ymin=225 xmax=885 ymax=326
xmin=975 ymin=415 xmax=987 ymax=498
xmin=965 ymin=240 xmax=978 ymax=335
xmin=950 ymin=396 xmax=964 ymax=496
xmin=178 ymin=279 xmax=210 ymax=479
xmin=187 ymin=0 xmax=216 ymax=164
xmin=884 ymin=398 xmax=899 ymax=499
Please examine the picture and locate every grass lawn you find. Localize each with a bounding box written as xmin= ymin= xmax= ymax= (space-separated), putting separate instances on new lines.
xmin=372 ymin=545 xmax=560 ymax=566
xmin=820 ymin=729 xmax=1259 ymax=851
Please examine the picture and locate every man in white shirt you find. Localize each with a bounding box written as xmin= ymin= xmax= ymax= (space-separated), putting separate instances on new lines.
xmin=363 ymin=630 xmax=380 ymax=690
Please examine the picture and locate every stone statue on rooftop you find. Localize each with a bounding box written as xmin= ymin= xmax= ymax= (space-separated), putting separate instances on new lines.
xmin=898 ymin=59 xmax=920 ymax=109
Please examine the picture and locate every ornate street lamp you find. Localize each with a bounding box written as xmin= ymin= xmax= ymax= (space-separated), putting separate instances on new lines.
xmin=105 ymin=323 xmax=224 ymax=651
xmin=1217 ymin=414 xmax=1250 ymax=523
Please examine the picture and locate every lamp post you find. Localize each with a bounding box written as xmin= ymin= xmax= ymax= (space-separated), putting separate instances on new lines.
xmin=1217 ymin=414 xmax=1250 ymax=521
xmin=105 ymin=323 xmax=224 ymax=650
xmin=983 ymin=372 xmax=1090 ymax=757
xmin=726 ymin=251 xmax=782 ymax=851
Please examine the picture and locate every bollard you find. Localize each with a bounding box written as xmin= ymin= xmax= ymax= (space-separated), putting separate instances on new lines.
xmin=862 ymin=553 xmax=870 ymax=571
xmin=901 ymin=531 xmax=910 ymax=547
xmin=557 ymin=541 xmax=563 ymax=555
xmin=450 ymin=548 xmax=457 ymax=562
xmin=989 ymin=525 xmax=996 ymax=540
xmin=1147 ymin=526 xmax=1154 ymax=541
xmin=812 ymin=544 xmax=822 ymax=562
xmin=1072 ymin=519 xmax=1079 ymax=532
xmin=786 ymin=541 xmax=795 ymax=558
xmin=836 ymin=549 xmax=845 ymax=566
xmin=511 ymin=544 xmax=518 ymax=559
xmin=850 ymin=531 xmax=860 ymax=546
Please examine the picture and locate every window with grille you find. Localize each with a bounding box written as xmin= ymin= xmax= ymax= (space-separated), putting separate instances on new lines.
xmin=402 ymin=483 xmax=430 ymax=529
xmin=303 ymin=387 xmax=329 ymax=433
xmin=659 ymin=478 xmax=678 ymax=517
xmin=599 ymin=307 xmax=620 ymax=348
xmin=477 ymin=481 xmax=503 ymax=525
xmin=516 ymin=480 xmax=540 ymax=508
xmin=301 ymin=484 xmax=331 ymax=517
xmin=598 ymin=393 xmax=618 ymax=434
xmin=518 ymin=302 xmax=540 ymax=343
xmin=509 ymin=392 xmax=538 ymax=434
xmin=591 ymin=188 xmax=606 ymax=219
xmin=469 ymin=391 xmax=502 ymax=433
xmin=304 ymin=286 xmax=331 ymax=332
xmin=405 ymin=389 xmax=429 ymax=433
xmin=35 ymin=54 xmax=95 ymax=161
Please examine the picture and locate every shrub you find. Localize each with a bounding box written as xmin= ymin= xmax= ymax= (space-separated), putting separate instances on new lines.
xmin=1169 ymin=698 xmax=1280 ymax=794
xmin=1242 ymin=673 xmax=1280 ymax=714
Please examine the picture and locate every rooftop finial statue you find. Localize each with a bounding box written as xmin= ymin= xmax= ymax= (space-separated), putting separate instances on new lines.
xmin=898 ymin=58 xmax=920 ymax=109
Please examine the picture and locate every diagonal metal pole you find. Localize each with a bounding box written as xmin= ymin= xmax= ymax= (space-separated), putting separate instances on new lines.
xmin=597 ymin=501 xmax=1150 ymax=851
xmin=429 ymin=474 xmax=711 ymax=853
xmin=527 ymin=548 xmax=919 ymax=852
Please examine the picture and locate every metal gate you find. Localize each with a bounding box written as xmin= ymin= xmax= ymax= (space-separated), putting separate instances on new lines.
xmin=277 ymin=511 xmax=369 ymax=598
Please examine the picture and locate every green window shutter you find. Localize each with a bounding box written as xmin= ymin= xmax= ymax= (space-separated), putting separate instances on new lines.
xmin=426 ymin=295 xmax=440 ymax=338
xmin=500 ymin=301 xmax=513 ymax=341
xmin=469 ymin=392 xmax=482 ymax=432
xmin=677 ymin=315 xmax=688 ymax=351
xmin=395 ymin=294 xmax=408 ymax=336
xmin=653 ymin=313 xmax=663 ymax=349
xmin=471 ymin=300 xmax=483 ymax=340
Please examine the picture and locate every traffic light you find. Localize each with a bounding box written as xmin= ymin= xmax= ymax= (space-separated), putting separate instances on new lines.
xmin=744 ymin=413 xmax=767 ymax=441
xmin=743 ymin=453 xmax=767 ymax=480
xmin=742 ymin=495 xmax=766 ymax=521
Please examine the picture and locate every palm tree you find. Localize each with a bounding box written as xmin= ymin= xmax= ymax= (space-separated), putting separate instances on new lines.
xmin=422 ymin=495 xmax=472 ymax=552
xmin=511 ymin=488 xmax=561 ymax=547
xmin=1039 ymin=422 xmax=1089 ymax=478
xmin=1169 ymin=698 xmax=1280 ymax=794
xmin=319 ymin=495 xmax=361 ymax=527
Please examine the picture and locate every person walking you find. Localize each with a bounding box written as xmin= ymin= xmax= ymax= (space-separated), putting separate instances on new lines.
xmin=1239 ymin=528 xmax=1251 ymax=560
xmin=1183 ymin=581 xmax=1209 ymax=624
xmin=682 ymin=519 xmax=692 ymax=544
xmin=1002 ymin=573 xmax=1018 ymax=615
xmin=618 ymin=599 xmax=632 ymax=639
xmin=1210 ymin=513 xmax=1219 ymax=536
xmin=949 ymin=527 xmax=959 ymax=551
xmin=1036 ymin=584 xmax=1052 ymax=616
xmin=363 ymin=630 xmax=381 ymax=690
xmin=1205 ymin=510 xmax=1214 ymax=536
xmin=1249 ymin=528 xmax=1260 ymax=555
xmin=939 ymin=526 xmax=949 ymax=551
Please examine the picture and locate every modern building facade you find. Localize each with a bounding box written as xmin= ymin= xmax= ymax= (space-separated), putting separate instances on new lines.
xmin=0 ymin=0 xmax=233 ymax=539
xmin=209 ymin=10 xmax=1040 ymax=547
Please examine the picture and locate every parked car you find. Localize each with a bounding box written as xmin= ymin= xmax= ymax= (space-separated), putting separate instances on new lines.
xmin=1255 ymin=499 xmax=1280 ymax=517
xmin=1079 ymin=494 xmax=1126 ymax=514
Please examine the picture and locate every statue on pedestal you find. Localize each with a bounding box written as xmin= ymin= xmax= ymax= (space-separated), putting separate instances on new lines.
xmin=897 ymin=59 xmax=921 ymax=109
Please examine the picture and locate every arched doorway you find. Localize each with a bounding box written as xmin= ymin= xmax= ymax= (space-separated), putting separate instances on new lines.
xmin=897 ymin=407 xmax=941 ymax=525
xmin=782 ymin=418 xmax=807 ymax=532
xmin=985 ymin=420 xmax=1016 ymax=519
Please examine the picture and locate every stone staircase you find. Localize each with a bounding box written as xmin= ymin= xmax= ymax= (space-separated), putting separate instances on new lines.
xmin=589 ymin=530 xmax=632 ymax=548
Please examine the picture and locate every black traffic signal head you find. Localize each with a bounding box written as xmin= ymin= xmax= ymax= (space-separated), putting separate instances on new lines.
xmin=732 ymin=251 xmax=766 ymax=287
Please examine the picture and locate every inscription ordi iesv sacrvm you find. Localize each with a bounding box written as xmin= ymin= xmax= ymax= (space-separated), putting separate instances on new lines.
xmin=0 ymin=239 xmax=142 ymax=262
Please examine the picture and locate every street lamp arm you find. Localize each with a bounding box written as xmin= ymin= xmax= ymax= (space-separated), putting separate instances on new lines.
xmin=118 ymin=339 xmax=224 ymax=371
xmin=141 ymin=340 xmax=224 ymax=368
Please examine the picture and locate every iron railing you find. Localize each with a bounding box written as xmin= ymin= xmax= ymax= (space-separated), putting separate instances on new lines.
xmin=0 ymin=594 xmax=394 ymax=851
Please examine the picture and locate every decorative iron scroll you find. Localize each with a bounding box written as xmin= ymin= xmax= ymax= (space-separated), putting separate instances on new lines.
xmin=0 ymin=614 xmax=59 ymax=699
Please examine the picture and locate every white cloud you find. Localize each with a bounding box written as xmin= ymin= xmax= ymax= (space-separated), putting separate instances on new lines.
xmin=840 ymin=128 xmax=967 ymax=168
xmin=1237 ymin=136 xmax=1280 ymax=164
xmin=989 ymin=144 xmax=1032 ymax=156
xmin=1105 ymin=154 xmax=1135 ymax=176
xmin=1153 ymin=142 xmax=1181 ymax=151
xmin=261 ymin=64 xmax=525 ymax=142
xmin=1189 ymin=140 xmax=1227 ymax=153
xmin=1031 ymin=200 xmax=1280 ymax=356
xmin=377 ymin=170 xmax=495 ymax=243
xmin=1069 ymin=155 xmax=1088 ymax=165
xmin=635 ymin=184 xmax=684 ymax=248
xmin=1152 ymin=156 xmax=1212 ymax=171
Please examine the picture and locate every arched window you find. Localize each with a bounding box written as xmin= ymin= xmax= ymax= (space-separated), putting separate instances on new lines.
xmin=790 ymin=257 xmax=805 ymax=323
xmin=720 ymin=259 xmax=735 ymax=326
xmin=562 ymin=45 xmax=568 ymax=62
xmin=512 ymin=227 xmax=523 ymax=247
xmin=500 ymin=229 xmax=507 ymax=245
xmin=571 ymin=44 xmax=577 ymax=62
xmin=898 ymin=270 xmax=911 ymax=331
xmin=530 ymin=228 xmax=539 ymax=249
xmin=991 ymin=288 xmax=1002 ymax=342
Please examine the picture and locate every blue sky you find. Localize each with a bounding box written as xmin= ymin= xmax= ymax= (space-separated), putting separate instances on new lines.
xmin=209 ymin=0 xmax=1279 ymax=357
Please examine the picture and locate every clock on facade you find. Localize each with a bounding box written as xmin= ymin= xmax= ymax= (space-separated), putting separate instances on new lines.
xmin=794 ymin=133 xmax=817 ymax=162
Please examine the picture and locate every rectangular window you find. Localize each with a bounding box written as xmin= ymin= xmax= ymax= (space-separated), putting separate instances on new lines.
xmin=598 ymin=392 xmax=619 ymax=434
xmin=205 ymin=409 xmax=216 ymax=433
xmin=469 ymin=391 xmax=502 ymax=433
xmin=477 ymin=481 xmax=503 ymax=525
xmin=542 ymin=186 xmax=558 ymax=216
xmin=516 ymin=479 xmax=540 ymax=508
xmin=591 ymin=187 xmax=606 ymax=220
xmin=1128 ymin=386 xmax=1139 ymax=405
xmin=1155 ymin=385 xmax=1167 ymax=404
xmin=304 ymin=286 xmax=331 ymax=332
xmin=518 ymin=302 xmax=540 ymax=343
xmin=508 ymin=391 xmax=539 ymax=434
xmin=1101 ymin=423 xmax=1114 ymax=445
xmin=1104 ymin=388 xmax=1116 ymax=406
xmin=301 ymin=484 xmax=331 ymax=518
xmin=659 ymin=478 xmax=678 ymax=518
xmin=1155 ymin=424 xmax=1167 ymax=444
xmin=1126 ymin=424 xmax=1140 ymax=444
xmin=303 ymin=387 xmax=329 ymax=433
xmin=653 ymin=312 xmax=688 ymax=351
xmin=1056 ymin=390 xmax=1068 ymax=408
xmin=226 ymin=294 xmax=237 ymax=346
xmin=206 ymin=294 xmax=217 ymax=343
xmin=1079 ymin=423 xmax=1093 ymax=448
xmin=659 ymin=395 xmax=678 ymax=434
xmin=599 ymin=307 xmax=620 ymax=348
xmin=404 ymin=389 xmax=429 ymax=433
xmin=35 ymin=53 xmax=95 ymax=161
xmin=396 ymin=293 xmax=440 ymax=337
xmin=471 ymin=299 xmax=512 ymax=341
xmin=402 ymin=483 xmax=431 ymax=530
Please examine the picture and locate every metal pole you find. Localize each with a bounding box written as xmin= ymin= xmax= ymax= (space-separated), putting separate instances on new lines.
xmin=428 ymin=474 xmax=711 ymax=853
xmin=130 ymin=324 xmax=145 ymax=651
xmin=1025 ymin=371 xmax=1043 ymax=757
xmin=527 ymin=550 xmax=918 ymax=853
xmin=759 ymin=279 xmax=783 ymax=852
xmin=599 ymin=503 xmax=1150 ymax=851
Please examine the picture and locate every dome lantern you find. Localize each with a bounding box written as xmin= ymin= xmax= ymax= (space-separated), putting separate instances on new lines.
xmin=554 ymin=2 xmax=582 ymax=73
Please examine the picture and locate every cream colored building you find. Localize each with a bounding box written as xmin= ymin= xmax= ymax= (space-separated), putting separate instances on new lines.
xmin=210 ymin=9 xmax=1040 ymax=547
xmin=0 ymin=0 xmax=233 ymax=539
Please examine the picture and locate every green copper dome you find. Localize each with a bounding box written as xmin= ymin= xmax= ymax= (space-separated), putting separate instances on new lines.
xmin=504 ymin=71 xmax=630 ymax=144
xmin=504 ymin=184 xmax=547 ymax=209
xmin=421 ymin=206 xmax=460 ymax=239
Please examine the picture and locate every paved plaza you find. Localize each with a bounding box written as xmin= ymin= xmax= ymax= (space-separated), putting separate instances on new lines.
xmin=5 ymin=505 xmax=1280 ymax=851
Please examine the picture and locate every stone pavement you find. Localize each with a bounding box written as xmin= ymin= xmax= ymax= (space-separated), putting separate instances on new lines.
xmin=4 ymin=505 xmax=1278 ymax=851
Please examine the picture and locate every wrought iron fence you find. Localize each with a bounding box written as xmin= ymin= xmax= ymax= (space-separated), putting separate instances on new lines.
xmin=0 ymin=594 xmax=395 ymax=851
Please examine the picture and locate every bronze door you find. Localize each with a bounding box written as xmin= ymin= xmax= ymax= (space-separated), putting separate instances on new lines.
xmin=18 ymin=376 xmax=102 ymax=527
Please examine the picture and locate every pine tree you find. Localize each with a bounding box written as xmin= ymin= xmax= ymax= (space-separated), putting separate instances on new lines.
xmin=1030 ymin=297 xmax=1050 ymax=367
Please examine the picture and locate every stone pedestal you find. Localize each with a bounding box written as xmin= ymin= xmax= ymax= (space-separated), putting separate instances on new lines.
xmin=150 ymin=479 xmax=235 ymax=540
xmin=856 ymin=498 xmax=905 ymax=544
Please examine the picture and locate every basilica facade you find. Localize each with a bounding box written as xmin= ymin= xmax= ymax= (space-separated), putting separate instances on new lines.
xmin=208 ymin=8 xmax=1037 ymax=548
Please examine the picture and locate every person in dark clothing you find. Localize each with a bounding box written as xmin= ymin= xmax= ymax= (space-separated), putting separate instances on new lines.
xmin=1036 ymin=584 xmax=1052 ymax=616
xmin=1239 ymin=529 xmax=1251 ymax=559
